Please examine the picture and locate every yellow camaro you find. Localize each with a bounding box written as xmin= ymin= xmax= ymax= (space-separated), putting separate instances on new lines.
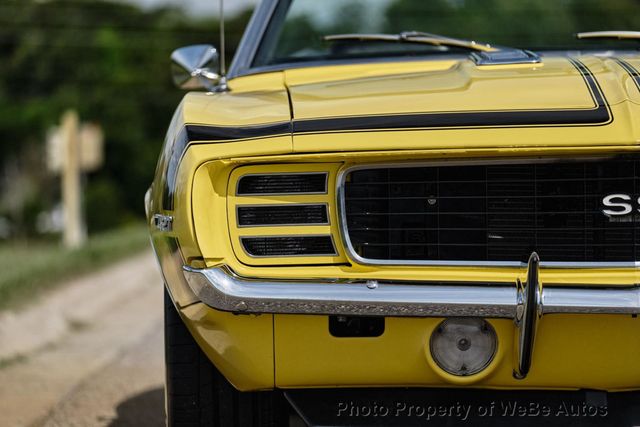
xmin=148 ymin=0 xmax=640 ymax=425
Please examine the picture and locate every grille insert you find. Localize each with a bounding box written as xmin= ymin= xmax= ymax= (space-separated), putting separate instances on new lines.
xmin=237 ymin=173 xmax=327 ymax=195
xmin=237 ymin=204 xmax=329 ymax=227
xmin=342 ymin=159 xmax=640 ymax=265
xmin=241 ymin=236 xmax=337 ymax=257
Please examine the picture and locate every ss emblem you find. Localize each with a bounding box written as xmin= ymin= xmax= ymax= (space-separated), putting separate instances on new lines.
xmin=602 ymin=194 xmax=639 ymax=216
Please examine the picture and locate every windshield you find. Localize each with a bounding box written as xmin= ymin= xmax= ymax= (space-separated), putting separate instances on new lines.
xmin=253 ymin=0 xmax=640 ymax=67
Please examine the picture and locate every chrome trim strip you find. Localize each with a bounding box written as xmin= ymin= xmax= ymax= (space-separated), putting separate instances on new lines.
xmin=514 ymin=253 xmax=542 ymax=380
xmin=239 ymin=234 xmax=338 ymax=258
xmin=182 ymin=264 xmax=640 ymax=318
xmin=236 ymin=172 xmax=329 ymax=196
xmin=542 ymin=287 xmax=640 ymax=315
xmin=235 ymin=203 xmax=330 ymax=228
xmin=227 ymin=0 xmax=279 ymax=79
xmin=471 ymin=49 xmax=541 ymax=66
xmin=183 ymin=265 xmax=518 ymax=318
xmin=336 ymin=158 xmax=640 ymax=269
xmin=152 ymin=214 xmax=173 ymax=232
xmin=577 ymin=31 xmax=640 ymax=40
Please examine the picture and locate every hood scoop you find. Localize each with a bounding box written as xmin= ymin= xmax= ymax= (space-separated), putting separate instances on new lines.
xmin=471 ymin=48 xmax=541 ymax=66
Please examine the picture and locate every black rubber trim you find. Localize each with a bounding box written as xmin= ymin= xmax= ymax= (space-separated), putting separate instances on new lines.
xmin=185 ymin=122 xmax=292 ymax=142
xmin=161 ymin=127 xmax=189 ymax=211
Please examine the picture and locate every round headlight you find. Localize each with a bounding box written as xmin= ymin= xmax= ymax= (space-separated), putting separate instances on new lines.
xmin=430 ymin=318 xmax=497 ymax=376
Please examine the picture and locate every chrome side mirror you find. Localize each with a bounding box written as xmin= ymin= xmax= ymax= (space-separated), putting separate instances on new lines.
xmin=171 ymin=45 xmax=221 ymax=91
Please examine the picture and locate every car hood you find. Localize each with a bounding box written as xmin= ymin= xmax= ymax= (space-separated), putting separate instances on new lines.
xmin=285 ymin=56 xmax=640 ymax=153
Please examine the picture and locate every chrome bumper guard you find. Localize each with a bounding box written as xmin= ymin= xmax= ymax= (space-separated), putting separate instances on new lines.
xmin=182 ymin=253 xmax=640 ymax=379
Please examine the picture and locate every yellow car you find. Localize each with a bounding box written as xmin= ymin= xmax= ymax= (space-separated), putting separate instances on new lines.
xmin=148 ymin=0 xmax=640 ymax=425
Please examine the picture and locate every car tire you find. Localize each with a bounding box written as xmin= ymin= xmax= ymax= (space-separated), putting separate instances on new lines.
xmin=164 ymin=288 xmax=286 ymax=426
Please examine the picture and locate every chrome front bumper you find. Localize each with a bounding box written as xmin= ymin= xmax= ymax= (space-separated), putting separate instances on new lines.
xmin=182 ymin=253 xmax=640 ymax=378
xmin=182 ymin=266 xmax=640 ymax=319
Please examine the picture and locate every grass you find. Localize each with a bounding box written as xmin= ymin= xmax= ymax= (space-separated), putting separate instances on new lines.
xmin=0 ymin=223 xmax=150 ymax=311
xmin=0 ymin=354 xmax=27 ymax=370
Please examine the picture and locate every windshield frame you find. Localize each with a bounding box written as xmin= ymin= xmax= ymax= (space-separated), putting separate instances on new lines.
xmin=228 ymin=0 xmax=640 ymax=80
xmin=228 ymin=0 xmax=280 ymax=79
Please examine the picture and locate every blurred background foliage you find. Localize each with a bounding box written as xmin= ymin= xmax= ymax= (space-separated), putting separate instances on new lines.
xmin=272 ymin=0 xmax=640 ymax=65
xmin=0 ymin=0 xmax=252 ymax=237
xmin=384 ymin=0 xmax=640 ymax=46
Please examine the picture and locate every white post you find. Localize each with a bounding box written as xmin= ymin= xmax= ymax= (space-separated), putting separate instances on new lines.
xmin=220 ymin=0 xmax=226 ymax=76
xmin=61 ymin=110 xmax=86 ymax=248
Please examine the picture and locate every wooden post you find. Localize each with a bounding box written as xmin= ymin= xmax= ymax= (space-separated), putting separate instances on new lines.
xmin=61 ymin=110 xmax=86 ymax=248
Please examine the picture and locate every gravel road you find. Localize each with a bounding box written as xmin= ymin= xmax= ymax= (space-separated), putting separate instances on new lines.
xmin=0 ymin=252 xmax=165 ymax=427
xmin=41 ymin=324 xmax=164 ymax=427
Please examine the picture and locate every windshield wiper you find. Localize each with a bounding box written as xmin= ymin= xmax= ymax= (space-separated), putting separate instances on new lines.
xmin=322 ymin=31 xmax=542 ymax=65
xmin=323 ymin=31 xmax=495 ymax=52
xmin=577 ymin=31 xmax=640 ymax=40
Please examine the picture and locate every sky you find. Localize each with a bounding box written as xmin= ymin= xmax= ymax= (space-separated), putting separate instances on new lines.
xmin=122 ymin=0 xmax=259 ymax=17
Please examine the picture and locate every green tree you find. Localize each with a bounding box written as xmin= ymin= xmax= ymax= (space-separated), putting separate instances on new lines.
xmin=385 ymin=0 xmax=640 ymax=48
xmin=0 ymin=0 xmax=252 ymax=234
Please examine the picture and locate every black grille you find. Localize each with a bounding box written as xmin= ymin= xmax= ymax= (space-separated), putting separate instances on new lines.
xmin=237 ymin=173 xmax=327 ymax=195
xmin=238 ymin=205 xmax=328 ymax=226
xmin=343 ymin=158 xmax=640 ymax=264
xmin=242 ymin=236 xmax=336 ymax=257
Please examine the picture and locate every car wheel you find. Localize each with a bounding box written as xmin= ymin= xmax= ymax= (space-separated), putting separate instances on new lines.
xmin=164 ymin=289 xmax=286 ymax=426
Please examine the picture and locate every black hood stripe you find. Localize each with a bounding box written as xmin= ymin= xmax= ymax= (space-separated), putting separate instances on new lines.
xmin=612 ymin=57 xmax=640 ymax=92
xmin=292 ymin=58 xmax=611 ymax=134
xmin=183 ymin=58 xmax=611 ymax=142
